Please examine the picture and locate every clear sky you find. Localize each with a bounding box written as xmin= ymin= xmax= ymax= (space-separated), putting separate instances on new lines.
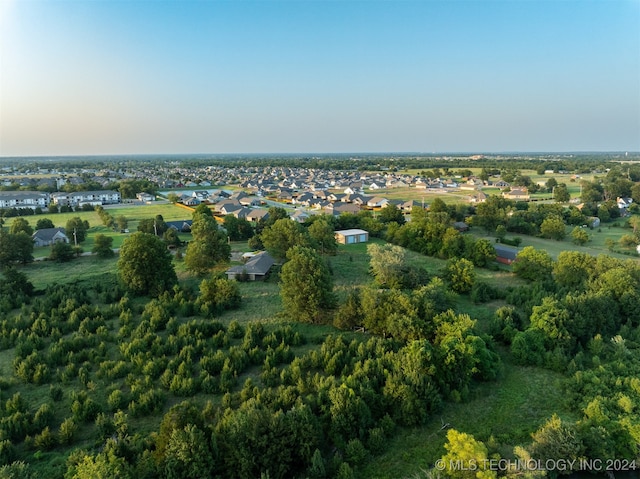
xmin=1 ymin=0 xmax=639 ymax=156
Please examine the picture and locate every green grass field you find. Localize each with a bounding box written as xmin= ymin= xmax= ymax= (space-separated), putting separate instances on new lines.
xmin=360 ymin=356 xmax=571 ymax=479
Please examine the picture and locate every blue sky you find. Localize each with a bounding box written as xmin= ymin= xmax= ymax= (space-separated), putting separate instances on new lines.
xmin=1 ymin=0 xmax=638 ymax=156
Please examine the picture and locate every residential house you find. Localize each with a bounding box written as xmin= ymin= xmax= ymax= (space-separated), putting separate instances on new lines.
xmin=226 ymin=251 xmax=275 ymax=281
xmin=136 ymin=193 xmax=155 ymax=202
xmin=245 ymin=209 xmax=270 ymax=223
xmin=324 ymin=203 xmax=360 ymax=216
xmin=617 ymin=197 xmax=633 ymax=210
xmin=183 ymin=196 xmax=200 ymax=207
xmin=502 ymin=188 xmax=530 ymax=201
xmin=166 ymin=220 xmax=193 ymax=233
xmin=367 ymin=197 xmax=390 ymax=208
xmin=32 ymin=227 xmax=69 ymax=247
xmin=400 ymin=199 xmax=421 ymax=211
xmin=470 ymin=191 xmax=487 ymax=203
xmin=291 ymin=210 xmax=310 ymax=223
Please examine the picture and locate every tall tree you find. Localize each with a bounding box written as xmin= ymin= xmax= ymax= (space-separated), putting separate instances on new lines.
xmin=184 ymin=213 xmax=230 ymax=275
xmin=0 ymin=231 xmax=34 ymax=266
xmin=137 ymin=215 xmax=167 ymax=236
xmin=66 ymin=217 xmax=90 ymax=244
xmin=554 ymin=183 xmax=570 ymax=203
xmin=9 ymin=218 xmax=33 ymax=236
xmin=118 ymin=232 xmax=177 ymax=296
xmin=539 ymin=215 xmax=567 ymax=240
xmin=279 ymin=246 xmax=334 ymax=323
xmin=440 ymin=429 xmax=496 ymax=479
xmin=307 ymin=217 xmax=338 ymax=255
xmin=92 ymin=234 xmax=114 ymax=258
xmin=378 ymin=203 xmax=405 ymax=225
xmin=513 ymin=246 xmax=554 ymax=282
xmin=35 ymin=218 xmax=55 ymax=230
xmin=443 ymin=257 xmax=475 ymax=294
xmin=261 ymin=218 xmax=309 ymax=261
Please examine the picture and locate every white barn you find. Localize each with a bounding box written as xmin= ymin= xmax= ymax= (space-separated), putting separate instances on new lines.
xmin=335 ymin=229 xmax=369 ymax=245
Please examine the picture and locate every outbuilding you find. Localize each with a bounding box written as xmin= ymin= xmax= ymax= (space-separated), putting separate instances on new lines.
xmin=335 ymin=229 xmax=369 ymax=245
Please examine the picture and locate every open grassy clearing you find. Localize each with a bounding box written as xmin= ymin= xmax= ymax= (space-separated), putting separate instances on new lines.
xmin=360 ymin=356 xmax=571 ymax=479
xmin=471 ymin=222 xmax=640 ymax=262
xmin=20 ymin=255 xmax=119 ymax=290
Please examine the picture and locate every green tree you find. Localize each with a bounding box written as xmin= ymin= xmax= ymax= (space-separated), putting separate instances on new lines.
xmin=308 ymin=217 xmax=338 ymax=255
xmin=553 ymin=250 xmax=594 ymax=289
xmin=65 ymin=217 xmax=90 ymax=244
xmin=116 ymin=215 xmax=128 ymax=232
xmin=280 ymin=245 xmax=334 ymax=323
xmin=50 ymin=242 xmax=75 ymax=262
xmin=261 ymin=218 xmax=309 ymax=261
xmin=9 ymin=218 xmax=33 ymax=236
xmin=0 ymin=267 xmax=34 ymax=297
xmin=35 ymin=218 xmax=55 ymax=230
xmin=67 ymin=449 xmax=133 ymax=479
xmin=118 ymin=232 xmax=177 ymax=296
xmin=184 ymin=213 xmax=230 ymax=275
xmin=570 ymin=226 xmax=590 ymax=246
xmin=539 ymin=215 xmax=566 ymax=240
xmin=512 ymin=246 xmax=553 ymax=282
xmin=545 ymin=177 xmax=558 ymax=191
xmin=529 ymin=414 xmax=584 ymax=472
xmin=440 ymin=429 xmax=496 ymax=479
xmin=256 ymin=206 xmax=289 ymax=234
xmin=379 ymin=203 xmax=405 ymax=225
xmin=469 ymin=238 xmax=496 ymax=267
xmin=137 ymin=215 xmax=167 ymax=236
xmin=163 ymin=228 xmax=182 ymax=248
xmin=0 ymin=231 xmax=34 ymax=266
xmin=193 ymin=203 xmax=213 ymax=217
xmin=580 ymin=180 xmax=604 ymax=203
xmin=333 ymin=289 xmax=363 ymax=330
xmin=367 ymin=243 xmax=406 ymax=288
xmin=554 ymin=183 xmax=570 ymax=203
xmin=223 ymin=215 xmax=254 ymax=241
xmin=474 ymin=196 xmax=511 ymax=232
xmin=443 ymin=258 xmax=475 ymax=294
xmin=198 ymin=275 xmax=241 ymax=315
xmin=164 ymin=424 xmax=215 ymax=479
xmin=529 ymin=297 xmax=572 ymax=349
xmin=167 ymin=192 xmax=179 ymax=204
xmin=92 ymin=234 xmax=114 ymax=258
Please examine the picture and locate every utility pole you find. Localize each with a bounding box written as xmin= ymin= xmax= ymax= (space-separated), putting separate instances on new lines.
xmin=73 ymin=227 xmax=77 ymax=247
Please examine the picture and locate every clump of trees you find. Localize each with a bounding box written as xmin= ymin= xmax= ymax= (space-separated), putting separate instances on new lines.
xmin=184 ymin=206 xmax=230 ymax=275
xmin=118 ymin=232 xmax=177 ymax=296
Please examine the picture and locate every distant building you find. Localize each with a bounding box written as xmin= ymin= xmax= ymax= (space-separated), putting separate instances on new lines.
xmin=51 ymin=190 xmax=120 ymax=207
xmin=0 ymin=191 xmax=50 ymax=209
xmin=502 ymin=188 xmax=530 ymax=201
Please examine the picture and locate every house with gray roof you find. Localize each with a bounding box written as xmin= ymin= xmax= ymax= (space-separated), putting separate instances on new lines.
xmin=32 ymin=227 xmax=69 ymax=247
xmin=226 ymin=251 xmax=275 ymax=281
